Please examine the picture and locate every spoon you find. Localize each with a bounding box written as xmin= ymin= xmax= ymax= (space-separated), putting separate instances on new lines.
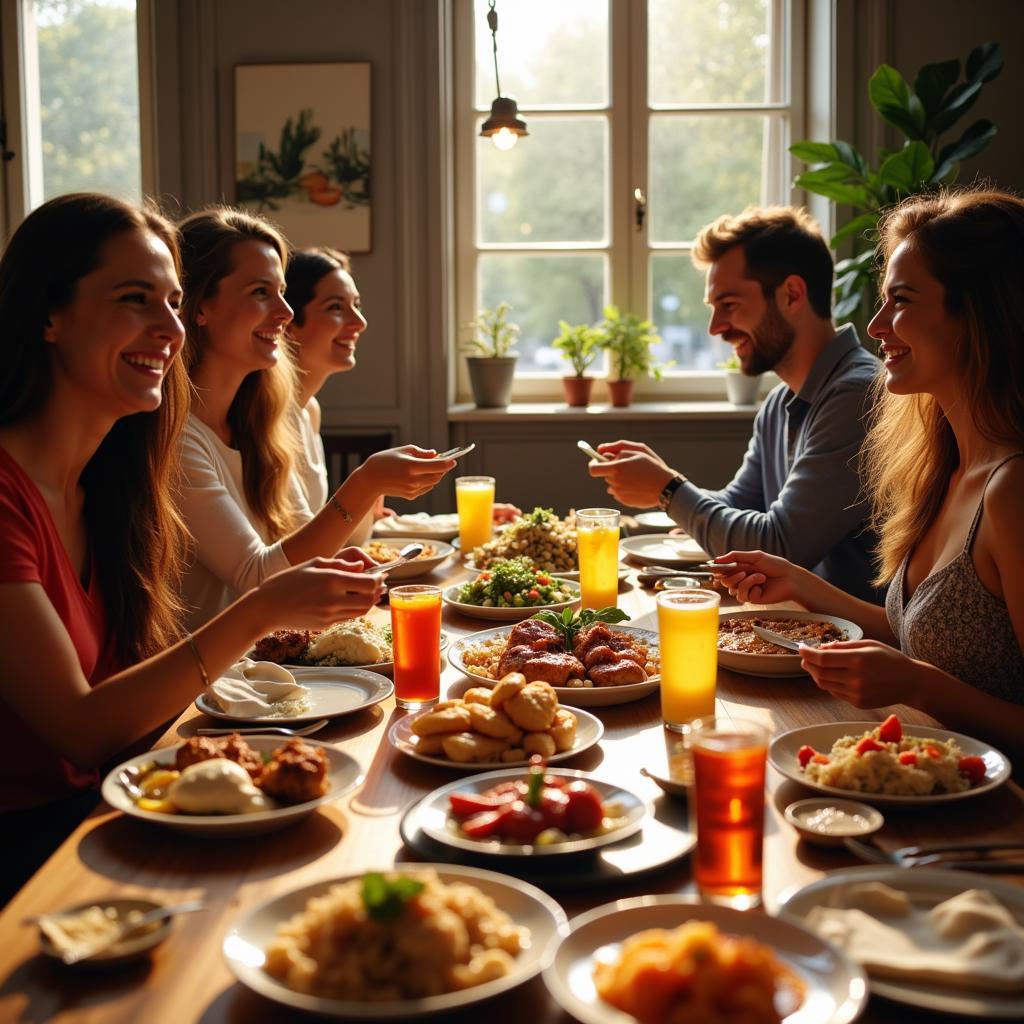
xmin=369 ymin=542 xmax=424 ymax=573
xmin=196 ymin=717 xmax=329 ymax=737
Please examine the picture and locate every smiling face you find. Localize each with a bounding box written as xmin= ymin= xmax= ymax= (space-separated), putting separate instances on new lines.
xmin=868 ymin=241 xmax=964 ymax=400
xmin=705 ymin=246 xmax=796 ymax=376
xmin=288 ymin=267 xmax=367 ymax=377
xmin=44 ymin=227 xmax=184 ymax=418
xmin=195 ymin=240 xmax=293 ymax=372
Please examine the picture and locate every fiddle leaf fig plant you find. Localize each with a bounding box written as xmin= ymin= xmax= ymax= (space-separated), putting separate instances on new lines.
xmin=552 ymin=320 xmax=601 ymax=377
xmin=596 ymin=305 xmax=670 ymax=382
xmin=791 ymin=42 xmax=1003 ymax=320
xmin=463 ymin=301 xmax=520 ymax=358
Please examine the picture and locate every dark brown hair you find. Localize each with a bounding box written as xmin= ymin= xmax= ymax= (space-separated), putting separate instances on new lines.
xmin=284 ymin=247 xmax=352 ymax=327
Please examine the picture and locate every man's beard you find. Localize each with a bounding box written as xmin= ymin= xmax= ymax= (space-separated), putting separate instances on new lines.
xmin=733 ymin=298 xmax=796 ymax=376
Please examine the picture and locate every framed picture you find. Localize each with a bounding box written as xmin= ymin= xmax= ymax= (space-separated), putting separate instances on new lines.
xmin=235 ymin=62 xmax=371 ymax=251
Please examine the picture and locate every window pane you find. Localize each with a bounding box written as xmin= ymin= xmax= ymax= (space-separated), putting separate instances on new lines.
xmin=650 ymin=255 xmax=731 ymax=371
xmin=31 ymin=0 xmax=141 ymax=203
xmin=474 ymin=0 xmax=608 ymax=109
xmin=648 ymin=0 xmax=774 ymax=105
xmin=649 ymin=115 xmax=766 ymax=243
xmin=478 ymin=117 xmax=606 ymax=244
xmin=478 ymin=254 xmax=606 ymax=374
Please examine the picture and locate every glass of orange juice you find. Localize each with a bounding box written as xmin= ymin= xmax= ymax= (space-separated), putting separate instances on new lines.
xmin=455 ymin=476 xmax=495 ymax=558
xmin=389 ymin=585 xmax=442 ymax=710
xmin=656 ymin=588 xmax=719 ymax=731
xmin=576 ymin=508 xmax=620 ymax=609
xmin=690 ymin=716 xmax=769 ymax=909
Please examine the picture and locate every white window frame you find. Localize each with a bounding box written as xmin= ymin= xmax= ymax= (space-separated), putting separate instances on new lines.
xmin=453 ymin=0 xmax=810 ymax=404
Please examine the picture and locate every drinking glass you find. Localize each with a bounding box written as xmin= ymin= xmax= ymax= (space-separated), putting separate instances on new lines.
xmin=656 ymin=588 xmax=720 ymax=731
xmin=576 ymin=507 xmax=620 ymax=609
xmin=389 ymin=585 xmax=442 ymax=710
xmin=690 ymin=716 xmax=769 ymax=909
xmin=455 ymin=476 xmax=495 ymax=556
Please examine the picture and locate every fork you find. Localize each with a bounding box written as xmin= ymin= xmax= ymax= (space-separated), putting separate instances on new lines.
xmin=195 ymin=718 xmax=329 ymax=737
xmin=845 ymin=837 xmax=1024 ymax=871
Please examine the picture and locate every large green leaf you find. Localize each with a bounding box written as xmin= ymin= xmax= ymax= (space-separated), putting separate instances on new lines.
xmin=966 ymin=42 xmax=1003 ymax=84
xmin=832 ymin=141 xmax=869 ymax=177
xmin=830 ymin=212 xmax=878 ymax=249
xmin=789 ymin=141 xmax=838 ymax=164
xmin=914 ymin=59 xmax=960 ymax=119
xmin=877 ymin=142 xmax=935 ymax=193
xmin=793 ymin=174 xmax=873 ymax=208
xmin=868 ymin=65 xmax=926 ymax=140
xmin=833 ymin=291 xmax=864 ymax=319
xmin=931 ymin=81 xmax=983 ymax=133
xmin=834 ymin=249 xmax=876 ymax=275
xmin=935 ymin=119 xmax=997 ymax=171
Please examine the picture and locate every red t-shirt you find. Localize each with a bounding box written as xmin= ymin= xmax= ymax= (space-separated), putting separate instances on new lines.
xmin=0 ymin=446 xmax=116 ymax=811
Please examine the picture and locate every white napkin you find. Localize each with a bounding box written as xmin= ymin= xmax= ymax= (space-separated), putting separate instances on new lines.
xmin=372 ymin=512 xmax=459 ymax=537
xmin=208 ymin=658 xmax=309 ymax=718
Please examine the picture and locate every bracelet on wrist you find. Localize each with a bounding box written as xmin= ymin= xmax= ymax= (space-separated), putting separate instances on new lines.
xmin=330 ymin=493 xmax=353 ymax=522
xmin=185 ymin=633 xmax=210 ymax=687
xmin=657 ymin=474 xmax=684 ymax=512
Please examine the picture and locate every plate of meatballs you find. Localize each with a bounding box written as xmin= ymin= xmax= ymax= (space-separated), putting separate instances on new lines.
xmin=449 ymin=619 xmax=661 ymax=708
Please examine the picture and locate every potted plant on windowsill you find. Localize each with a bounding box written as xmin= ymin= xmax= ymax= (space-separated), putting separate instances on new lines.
xmin=717 ymin=354 xmax=761 ymax=406
xmin=552 ymin=319 xmax=601 ymax=406
xmin=595 ymin=305 xmax=668 ymax=407
xmin=462 ymin=301 xmax=519 ymax=408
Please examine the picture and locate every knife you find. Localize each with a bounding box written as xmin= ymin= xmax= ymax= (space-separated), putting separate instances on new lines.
xmin=750 ymin=623 xmax=802 ymax=652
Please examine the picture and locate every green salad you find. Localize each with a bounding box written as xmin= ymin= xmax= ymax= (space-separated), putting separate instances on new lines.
xmin=456 ymin=556 xmax=577 ymax=608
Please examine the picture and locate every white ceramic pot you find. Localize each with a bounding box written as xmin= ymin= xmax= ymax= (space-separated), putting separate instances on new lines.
xmin=724 ymin=370 xmax=761 ymax=406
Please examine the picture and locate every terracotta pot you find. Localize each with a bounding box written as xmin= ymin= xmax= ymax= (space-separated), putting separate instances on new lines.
xmin=561 ymin=375 xmax=594 ymax=407
xmin=607 ymin=379 xmax=635 ymax=407
xmin=466 ymin=356 xmax=517 ymax=408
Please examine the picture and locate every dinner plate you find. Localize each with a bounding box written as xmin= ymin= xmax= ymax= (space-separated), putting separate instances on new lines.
xmin=441 ymin=578 xmax=581 ymax=621
xmin=447 ymin=624 xmax=660 ymax=708
xmin=249 ymin=632 xmax=451 ymax=679
xmin=388 ymin=705 xmax=604 ymax=770
xmin=779 ymin=865 xmax=1024 ymax=1018
xmin=632 ymin=510 xmax=677 ymax=532
xmin=543 ymin=896 xmax=867 ymax=1024
xmin=769 ymin=722 xmax=1011 ymax=805
xmin=222 ymin=864 xmax=568 ymax=1019
xmin=101 ymin=737 xmax=362 ymax=837
xmin=417 ymin=768 xmax=648 ymax=856
xmin=619 ymin=532 xmax=709 ymax=567
xmin=463 ymin=560 xmax=632 ymax=584
xmin=194 ymin=667 xmax=393 ymax=724
xmin=371 ymin=512 xmax=460 ymax=540
xmin=366 ymin=538 xmax=454 ymax=580
xmin=718 ymin=610 xmax=864 ymax=678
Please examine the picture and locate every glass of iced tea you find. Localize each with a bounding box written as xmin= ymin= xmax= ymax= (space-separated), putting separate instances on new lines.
xmin=576 ymin=507 xmax=620 ymax=609
xmin=690 ymin=716 xmax=769 ymax=909
xmin=656 ymin=588 xmax=720 ymax=731
xmin=389 ymin=585 xmax=442 ymax=710
xmin=456 ymin=476 xmax=495 ymax=556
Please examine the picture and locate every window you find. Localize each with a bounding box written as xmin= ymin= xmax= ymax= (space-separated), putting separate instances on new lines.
xmin=454 ymin=0 xmax=800 ymax=399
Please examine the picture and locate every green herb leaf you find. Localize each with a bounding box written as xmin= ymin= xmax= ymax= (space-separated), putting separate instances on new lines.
xmin=361 ymin=872 xmax=425 ymax=922
xmin=530 ymin=606 xmax=631 ymax=650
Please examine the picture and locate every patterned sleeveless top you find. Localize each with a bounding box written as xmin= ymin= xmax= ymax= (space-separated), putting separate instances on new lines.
xmin=885 ymin=453 xmax=1024 ymax=704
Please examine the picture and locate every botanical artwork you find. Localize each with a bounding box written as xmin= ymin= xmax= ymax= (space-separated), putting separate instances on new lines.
xmin=235 ymin=62 xmax=371 ymax=251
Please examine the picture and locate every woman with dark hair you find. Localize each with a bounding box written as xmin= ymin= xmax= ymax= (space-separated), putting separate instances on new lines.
xmin=714 ymin=188 xmax=1024 ymax=754
xmin=177 ymin=210 xmax=455 ymax=629
xmin=0 ymin=194 xmax=383 ymax=901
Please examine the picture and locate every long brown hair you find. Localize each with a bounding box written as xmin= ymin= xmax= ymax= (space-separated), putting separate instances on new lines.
xmin=177 ymin=207 xmax=300 ymax=540
xmin=0 ymin=193 xmax=189 ymax=665
xmin=863 ymin=188 xmax=1024 ymax=582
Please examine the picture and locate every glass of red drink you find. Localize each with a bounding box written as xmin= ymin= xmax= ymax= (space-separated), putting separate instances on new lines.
xmin=389 ymin=585 xmax=442 ymax=710
xmin=690 ymin=715 xmax=769 ymax=909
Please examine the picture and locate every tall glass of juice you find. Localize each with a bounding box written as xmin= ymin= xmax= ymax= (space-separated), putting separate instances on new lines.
xmin=576 ymin=507 xmax=620 ymax=609
xmin=690 ymin=716 xmax=768 ymax=909
xmin=456 ymin=476 xmax=495 ymax=557
xmin=389 ymin=585 xmax=442 ymax=710
xmin=656 ymin=588 xmax=720 ymax=731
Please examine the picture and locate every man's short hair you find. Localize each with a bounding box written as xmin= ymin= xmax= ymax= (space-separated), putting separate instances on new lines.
xmin=692 ymin=206 xmax=834 ymax=319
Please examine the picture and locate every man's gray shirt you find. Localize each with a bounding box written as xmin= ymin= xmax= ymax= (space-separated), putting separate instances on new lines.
xmin=667 ymin=325 xmax=881 ymax=603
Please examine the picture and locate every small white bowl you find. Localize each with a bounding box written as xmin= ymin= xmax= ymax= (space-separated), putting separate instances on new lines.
xmin=37 ymin=897 xmax=171 ymax=967
xmin=784 ymin=797 xmax=884 ymax=848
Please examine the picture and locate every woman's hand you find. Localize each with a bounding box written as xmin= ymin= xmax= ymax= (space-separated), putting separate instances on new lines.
xmin=335 ymin=546 xmax=377 ymax=571
xmin=357 ymin=445 xmax=456 ymax=500
xmin=254 ymin=557 xmax=386 ymax=629
xmin=493 ymin=502 xmax=521 ymax=524
xmin=711 ymin=550 xmax=816 ymax=606
xmin=799 ymin=640 xmax=925 ymax=709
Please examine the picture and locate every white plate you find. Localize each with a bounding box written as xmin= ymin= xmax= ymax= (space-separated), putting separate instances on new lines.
xmin=632 ymin=510 xmax=677 ymax=532
xmin=448 ymin=624 xmax=660 ymax=708
xmin=223 ymin=864 xmax=568 ymax=1019
xmin=442 ymin=578 xmax=581 ymax=622
xmin=388 ymin=705 xmax=604 ymax=770
xmin=368 ymin=538 xmax=454 ymax=580
xmin=249 ymin=633 xmax=450 ymax=679
xmin=543 ymin=896 xmax=867 ymax=1024
xmin=718 ymin=610 xmax=864 ymax=677
xmin=37 ymin=897 xmax=172 ymax=966
xmin=620 ymin=532 xmax=709 ymax=567
xmin=418 ymin=768 xmax=647 ymax=856
xmin=769 ymin=722 xmax=1011 ymax=805
xmin=101 ymin=737 xmax=362 ymax=837
xmin=195 ymin=667 xmax=393 ymax=724
xmin=372 ymin=513 xmax=460 ymax=540
xmin=779 ymin=865 xmax=1024 ymax=1018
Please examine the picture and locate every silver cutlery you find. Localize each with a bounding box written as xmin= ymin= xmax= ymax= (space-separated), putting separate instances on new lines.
xmin=750 ymin=623 xmax=803 ymax=652
xmin=196 ymin=717 xmax=329 ymax=737
xmin=368 ymin=542 xmax=424 ymax=574
xmin=845 ymin=836 xmax=1024 ymax=871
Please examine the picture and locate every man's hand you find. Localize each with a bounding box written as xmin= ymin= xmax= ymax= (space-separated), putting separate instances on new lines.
xmin=587 ymin=440 xmax=678 ymax=509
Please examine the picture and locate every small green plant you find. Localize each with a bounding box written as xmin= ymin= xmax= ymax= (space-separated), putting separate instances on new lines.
xmin=237 ymin=108 xmax=321 ymax=210
xmin=530 ymin=606 xmax=630 ymax=650
xmin=596 ymin=305 xmax=670 ymax=382
xmin=716 ymin=354 xmax=741 ymax=371
xmin=552 ymin=320 xmax=601 ymax=377
xmin=463 ymin=301 xmax=520 ymax=358
xmin=322 ymin=128 xmax=371 ymax=207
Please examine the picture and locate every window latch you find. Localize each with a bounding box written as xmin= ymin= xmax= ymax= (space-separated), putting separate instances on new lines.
xmin=633 ymin=187 xmax=646 ymax=231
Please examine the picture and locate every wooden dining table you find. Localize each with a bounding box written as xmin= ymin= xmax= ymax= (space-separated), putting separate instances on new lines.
xmin=1 ymin=550 xmax=1021 ymax=1024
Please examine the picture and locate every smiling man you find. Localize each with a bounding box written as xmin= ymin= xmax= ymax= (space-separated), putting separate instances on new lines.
xmin=590 ymin=206 xmax=881 ymax=602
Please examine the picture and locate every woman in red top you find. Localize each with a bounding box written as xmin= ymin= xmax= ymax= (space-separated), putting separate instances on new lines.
xmin=0 ymin=194 xmax=384 ymax=904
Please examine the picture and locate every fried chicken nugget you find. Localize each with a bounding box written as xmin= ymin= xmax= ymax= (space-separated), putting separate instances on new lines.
xmin=548 ymin=707 xmax=578 ymax=752
xmin=490 ymin=672 xmax=526 ymax=709
xmin=523 ymin=732 xmax=557 ymax=757
xmin=501 ymin=747 xmax=527 ymax=763
xmin=259 ymin=739 xmax=328 ymax=804
xmin=412 ymin=735 xmax=446 ymax=756
xmin=467 ymin=703 xmax=523 ymax=742
xmin=504 ymin=680 xmax=558 ymax=732
xmin=462 ymin=687 xmax=495 ymax=705
xmin=441 ymin=732 xmax=510 ymax=763
xmin=411 ymin=704 xmax=472 ymax=737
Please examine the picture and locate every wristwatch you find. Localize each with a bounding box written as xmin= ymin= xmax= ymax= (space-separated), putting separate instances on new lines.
xmin=657 ymin=474 xmax=684 ymax=512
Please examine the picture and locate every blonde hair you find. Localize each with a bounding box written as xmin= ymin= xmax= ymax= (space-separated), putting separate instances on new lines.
xmin=178 ymin=207 xmax=301 ymax=541
xmin=863 ymin=187 xmax=1024 ymax=583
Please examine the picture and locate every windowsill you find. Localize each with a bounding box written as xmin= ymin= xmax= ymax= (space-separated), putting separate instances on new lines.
xmin=448 ymin=401 xmax=760 ymax=421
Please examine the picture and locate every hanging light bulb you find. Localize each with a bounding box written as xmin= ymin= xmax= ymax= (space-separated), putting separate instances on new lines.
xmin=479 ymin=1 xmax=527 ymax=149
